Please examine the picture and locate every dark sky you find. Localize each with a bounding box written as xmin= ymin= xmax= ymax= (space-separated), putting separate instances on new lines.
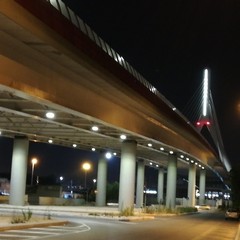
xmin=62 ymin=0 xmax=240 ymax=167
xmin=0 ymin=1 xmax=239 ymax=186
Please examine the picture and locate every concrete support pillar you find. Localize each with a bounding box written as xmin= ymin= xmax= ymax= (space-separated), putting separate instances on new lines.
xmin=9 ymin=136 xmax=29 ymax=206
xmin=118 ymin=140 xmax=137 ymax=211
xmin=188 ymin=163 xmax=196 ymax=207
xmin=136 ymin=159 xmax=145 ymax=208
xmin=96 ymin=152 xmax=107 ymax=206
xmin=166 ymin=154 xmax=177 ymax=209
xmin=199 ymin=169 xmax=206 ymax=205
xmin=157 ymin=167 xmax=164 ymax=204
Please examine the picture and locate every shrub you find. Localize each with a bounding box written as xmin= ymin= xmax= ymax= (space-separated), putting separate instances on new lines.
xmin=119 ymin=206 xmax=134 ymax=216
xmin=11 ymin=208 xmax=32 ymax=224
xmin=142 ymin=205 xmax=197 ymax=215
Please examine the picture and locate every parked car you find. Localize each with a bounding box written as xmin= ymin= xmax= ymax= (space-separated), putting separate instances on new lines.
xmin=225 ymin=208 xmax=240 ymax=220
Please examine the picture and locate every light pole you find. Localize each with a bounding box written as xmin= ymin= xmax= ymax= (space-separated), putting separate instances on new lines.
xmin=82 ymin=162 xmax=91 ymax=188
xmin=31 ymin=158 xmax=38 ymax=186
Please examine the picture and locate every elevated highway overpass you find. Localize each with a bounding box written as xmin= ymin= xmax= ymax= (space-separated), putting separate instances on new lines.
xmin=0 ymin=0 xmax=230 ymax=209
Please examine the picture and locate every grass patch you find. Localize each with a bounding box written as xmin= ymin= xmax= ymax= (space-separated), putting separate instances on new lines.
xmin=88 ymin=212 xmax=117 ymax=217
xmin=43 ymin=208 xmax=52 ymax=220
xmin=11 ymin=208 xmax=33 ymax=224
xmin=142 ymin=205 xmax=197 ymax=215
xmin=119 ymin=206 xmax=134 ymax=217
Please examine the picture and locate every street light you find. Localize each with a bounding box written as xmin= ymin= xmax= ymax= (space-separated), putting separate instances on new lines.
xmin=82 ymin=162 xmax=91 ymax=188
xmin=31 ymin=158 xmax=38 ymax=186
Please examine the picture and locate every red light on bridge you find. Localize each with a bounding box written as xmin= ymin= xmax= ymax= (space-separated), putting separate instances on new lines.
xmin=196 ymin=120 xmax=211 ymax=127
xmin=196 ymin=121 xmax=201 ymax=126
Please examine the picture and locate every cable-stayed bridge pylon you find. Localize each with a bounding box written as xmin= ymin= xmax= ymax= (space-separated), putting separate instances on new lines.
xmin=183 ymin=69 xmax=231 ymax=172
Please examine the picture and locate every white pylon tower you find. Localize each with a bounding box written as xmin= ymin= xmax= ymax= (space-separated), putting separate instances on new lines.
xmin=195 ymin=68 xmax=231 ymax=172
xmin=196 ymin=68 xmax=211 ymax=130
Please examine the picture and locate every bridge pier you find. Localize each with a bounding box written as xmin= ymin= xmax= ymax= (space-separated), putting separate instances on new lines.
xmin=136 ymin=159 xmax=145 ymax=208
xmin=166 ymin=154 xmax=177 ymax=209
xmin=118 ymin=140 xmax=137 ymax=212
xmin=199 ymin=169 xmax=206 ymax=205
xmin=9 ymin=136 xmax=29 ymax=206
xmin=157 ymin=167 xmax=164 ymax=204
xmin=96 ymin=152 xmax=107 ymax=206
xmin=187 ymin=163 xmax=196 ymax=207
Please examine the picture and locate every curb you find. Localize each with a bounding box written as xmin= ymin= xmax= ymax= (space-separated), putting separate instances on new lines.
xmin=0 ymin=220 xmax=68 ymax=232
xmin=119 ymin=216 xmax=155 ymax=222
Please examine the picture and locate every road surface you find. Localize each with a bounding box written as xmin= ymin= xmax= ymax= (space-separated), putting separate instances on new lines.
xmin=0 ymin=210 xmax=239 ymax=240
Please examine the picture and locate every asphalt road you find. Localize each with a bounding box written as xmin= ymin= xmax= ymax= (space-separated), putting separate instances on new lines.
xmin=0 ymin=210 xmax=239 ymax=239
xmin=48 ymin=210 xmax=240 ymax=240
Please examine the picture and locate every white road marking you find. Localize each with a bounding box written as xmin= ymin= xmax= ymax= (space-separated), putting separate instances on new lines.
xmin=0 ymin=223 xmax=91 ymax=239
xmin=0 ymin=233 xmax=35 ymax=238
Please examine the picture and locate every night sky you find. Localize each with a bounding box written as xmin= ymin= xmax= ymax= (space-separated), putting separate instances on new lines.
xmin=0 ymin=1 xmax=239 ymax=187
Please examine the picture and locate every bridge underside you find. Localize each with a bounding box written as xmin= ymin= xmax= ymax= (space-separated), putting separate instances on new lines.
xmin=0 ymin=0 xmax=229 ymax=183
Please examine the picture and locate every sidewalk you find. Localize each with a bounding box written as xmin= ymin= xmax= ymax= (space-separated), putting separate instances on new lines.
xmin=0 ymin=204 xmax=120 ymax=217
xmin=0 ymin=204 xmax=73 ymax=231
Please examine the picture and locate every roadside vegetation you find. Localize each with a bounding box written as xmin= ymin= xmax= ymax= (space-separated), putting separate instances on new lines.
xmin=143 ymin=205 xmax=198 ymax=215
xmin=11 ymin=208 xmax=32 ymax=224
